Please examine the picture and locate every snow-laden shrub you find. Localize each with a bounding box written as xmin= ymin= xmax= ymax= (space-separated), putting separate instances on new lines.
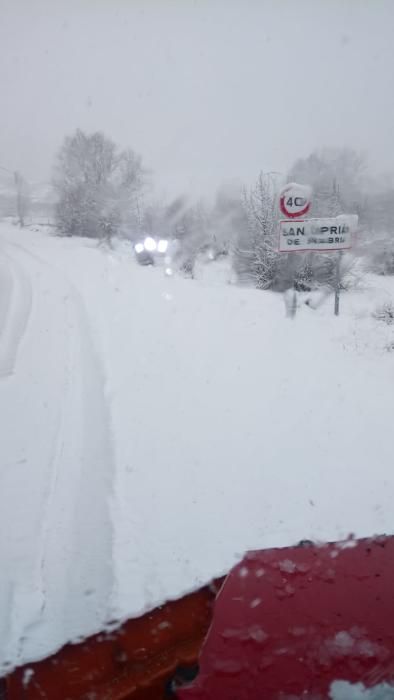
xmin=373 ymin=301 xmax=394 ymax=325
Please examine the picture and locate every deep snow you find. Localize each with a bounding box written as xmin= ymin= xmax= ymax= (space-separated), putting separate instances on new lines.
xmin=0 ymin=221 xmax=393 ymax=673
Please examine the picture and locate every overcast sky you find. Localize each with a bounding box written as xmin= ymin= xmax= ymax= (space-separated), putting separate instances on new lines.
xmin=1 ymin=0 xmax=393 ymax=199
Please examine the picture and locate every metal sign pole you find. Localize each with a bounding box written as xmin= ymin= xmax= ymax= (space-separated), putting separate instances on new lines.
xmin=334 ymin=251 xmax=342 ymax=316
xmin=278 ymin=184 xmax=357 ymax=318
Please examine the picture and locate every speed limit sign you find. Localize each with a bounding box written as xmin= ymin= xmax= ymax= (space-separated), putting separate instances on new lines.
xmin=279 ymin=182 xmax=312 ymax=219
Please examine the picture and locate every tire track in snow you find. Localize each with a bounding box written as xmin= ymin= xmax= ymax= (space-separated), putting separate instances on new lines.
xmin=0 ymin=251 xmax=32 ymax=378
xmin=0 ymin=235 xmax=115 ymax=670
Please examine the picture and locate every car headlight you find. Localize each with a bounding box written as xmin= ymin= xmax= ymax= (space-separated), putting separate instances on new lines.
xmin=134 ymin=242 xmax=145 ymax=254
xmin=144 ymin=236 xmax=157 ymax=252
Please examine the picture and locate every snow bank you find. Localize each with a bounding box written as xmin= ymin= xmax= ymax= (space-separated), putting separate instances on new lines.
xmin=0 ymin=222 xmax=394 ymax=672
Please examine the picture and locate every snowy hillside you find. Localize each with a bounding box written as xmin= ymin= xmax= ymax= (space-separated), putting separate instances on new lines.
xmin=0 ymin=221 xmax=394 ymax=673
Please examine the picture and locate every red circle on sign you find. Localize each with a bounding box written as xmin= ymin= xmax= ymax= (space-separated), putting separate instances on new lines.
xmin=280 ymin=188 xmax=311 ymax=218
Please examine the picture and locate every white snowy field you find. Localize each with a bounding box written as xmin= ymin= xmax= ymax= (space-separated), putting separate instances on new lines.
xmin=0 ymin=221 xmax=394 ymax=674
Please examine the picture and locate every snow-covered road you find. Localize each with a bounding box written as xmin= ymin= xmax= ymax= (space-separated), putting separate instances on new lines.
xmin=0 ymin=246 xmax=32 ymax=379
xmin=1 ymin=221 xmax=394 ymax=673
xmin=0 ymin=230 xmax=114 ymax=671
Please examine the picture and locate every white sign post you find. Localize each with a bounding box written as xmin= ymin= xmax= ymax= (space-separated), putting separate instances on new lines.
xmin=278 ymin=183 xmax=358 ymax=316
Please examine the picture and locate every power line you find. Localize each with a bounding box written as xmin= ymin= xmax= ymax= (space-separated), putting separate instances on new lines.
xmin=0 ymin=164 xmax=14 ymax=175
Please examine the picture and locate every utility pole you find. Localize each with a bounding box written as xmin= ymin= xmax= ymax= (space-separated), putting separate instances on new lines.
xmin=14 ymin=171 xmax=25 ymax=227
xmin=0 ymin=164 xmax=27 ymax=226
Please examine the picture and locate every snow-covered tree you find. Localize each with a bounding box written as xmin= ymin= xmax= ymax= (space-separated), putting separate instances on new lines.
xmin=53 ymin=130 xmax=144 ymax=239
xmin=234 ymin=172 xmax=282 ymax=289
xmin=207 ymin=183 xmax=245 ymax=256
xmin=308 ymin=180 xmax=342 ymax=288
xmin=289 ymin=148 xmax=365 ymax=217
xmin=288 ymin=154 xmax=365 ymax=290
xmin=14 ymin=171 xmax=30 ymax=227
xmin=173 ymin=201 xmax=210 ymax=277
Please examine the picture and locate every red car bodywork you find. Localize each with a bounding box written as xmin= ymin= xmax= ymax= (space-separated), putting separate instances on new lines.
xmin=178 ymin=536 xmax=394 ymax=699
xmin=4 ymin=536 xmax=394 ymax=699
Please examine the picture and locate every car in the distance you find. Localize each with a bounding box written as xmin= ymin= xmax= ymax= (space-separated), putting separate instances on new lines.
xmin=134 ymin=236 xmax=169 ymax=265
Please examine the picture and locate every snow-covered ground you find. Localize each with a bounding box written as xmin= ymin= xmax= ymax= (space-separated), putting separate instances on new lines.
xmin=0 ymin=221 xmax=394 ymax=674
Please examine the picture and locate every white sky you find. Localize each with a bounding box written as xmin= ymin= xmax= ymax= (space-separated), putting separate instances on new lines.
xmin=1 ymin=0 xmax=394 ymax=199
